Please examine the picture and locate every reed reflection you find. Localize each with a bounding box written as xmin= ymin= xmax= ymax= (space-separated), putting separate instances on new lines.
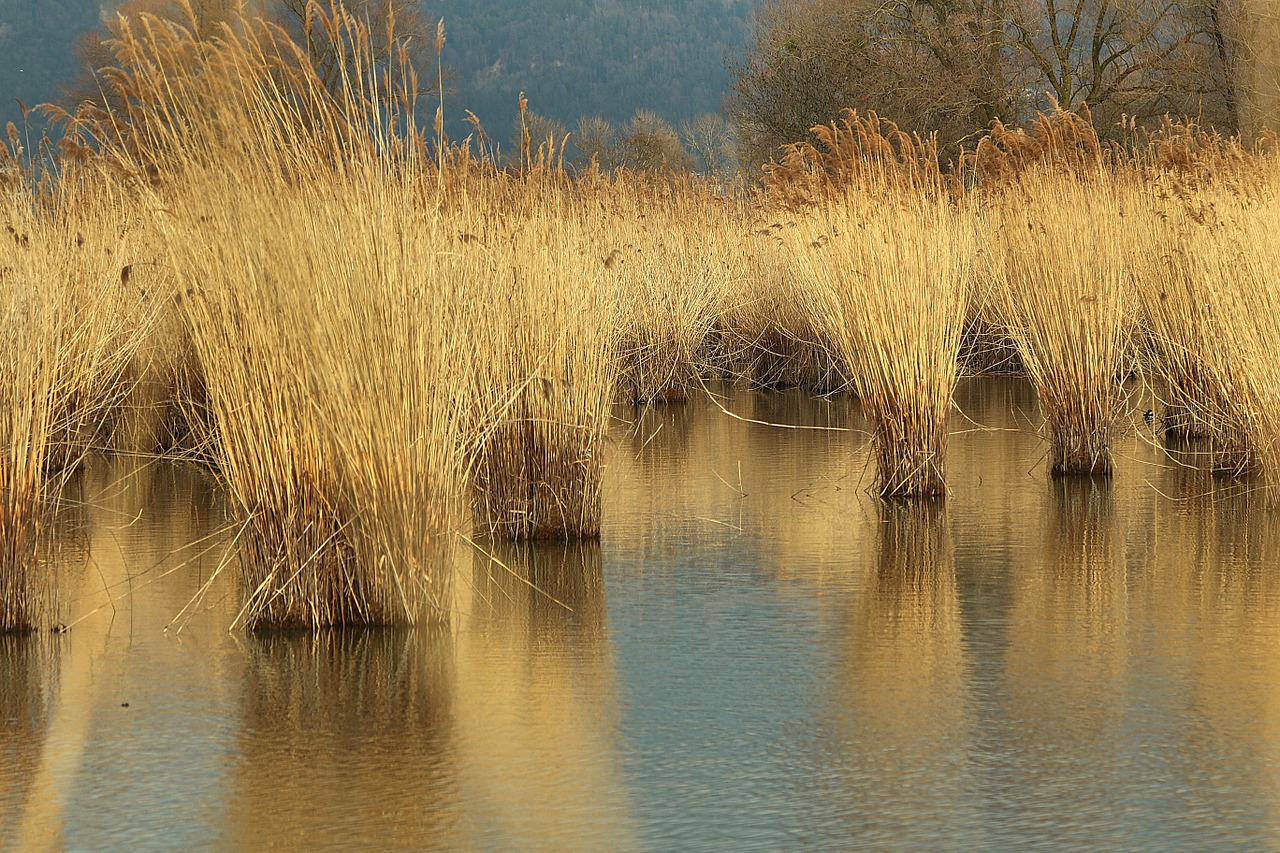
xmin=454 ymin=540 xmax=635 ymax=852
xmin=826 ymin=503 xmax=976 ymax=844
xmin=1152 ymin=487 xmax=1280 ymax=840
xmin=0 ymin=634 xmax=59 ymax=849
xmin=998 ymin=477 xmax=1127 ymax=837
xmin=225 ymin=627 xmax=460 ymax=850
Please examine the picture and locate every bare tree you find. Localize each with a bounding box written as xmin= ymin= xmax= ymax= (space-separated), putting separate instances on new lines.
xmin=615 ymin=110 xmax=694 ymax=171
xmin=1006 ymin=0 xmax=1236 ymax=129
xmin=728 ymin=0 xmax=1019 ymax=167
xmin=681 ymin=112 xmax=738 ymax=174
xmin=571 ymin=115 xmax=622 ymax=171
xmin=729 ymin=0 xmax=1245 ymax=166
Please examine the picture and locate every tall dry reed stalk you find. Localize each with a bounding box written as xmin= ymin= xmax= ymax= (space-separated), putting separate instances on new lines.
xmin=612 ymin=206 xmax=731 ymax=403
xmin=79 ymin=2 xmax=474 ymax=627
xmin=468 ymin=214 xmax=617 ymax=540
xmin=0 ymin=172 xmax=155 ymax=631
xmin=990 ymin=173 xmax=1133 ymax=475
xmin=1160 ymin=189 xmax=1280 ymax=494
xmin=789 ymin=192 xmax=973 ymax=498
xmin=1130 ymin=192 xmax=1236 ymax=445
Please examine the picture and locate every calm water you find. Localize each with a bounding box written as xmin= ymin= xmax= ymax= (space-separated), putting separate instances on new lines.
xmin=3 ymin=377 xmax=1280 ymax=851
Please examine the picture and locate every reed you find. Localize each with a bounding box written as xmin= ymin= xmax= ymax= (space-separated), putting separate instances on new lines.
xmin=0 ymin=172 xmax=155 ymax=631
xmin=468 ymin=212 xmax=617 ymax=540
xmin=1170 ymin=189 xmax=1280 ymax=494
xmin=1129 ymin=193 xmax=1236 ymax=447
xmin=79 ymin=2 xmax=474 ymax=627
xmin=788 ymin=192 xmax=973 ymax=498
xmin=989 ymin=173 xmax=1133 ymax=476
xmin=611 ymin=194 xmax=733 ymax=403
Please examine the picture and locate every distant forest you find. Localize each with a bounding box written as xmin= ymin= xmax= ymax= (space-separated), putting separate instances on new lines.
xmin=0 ymin=0 xmax=758 ymax=151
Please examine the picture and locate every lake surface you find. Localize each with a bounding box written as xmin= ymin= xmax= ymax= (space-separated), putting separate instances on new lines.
xmin=3 ymin=377 xmax=1280 ymax=852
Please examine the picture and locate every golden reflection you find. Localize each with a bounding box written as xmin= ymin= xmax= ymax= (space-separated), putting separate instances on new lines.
xmin=1002 ymin=478 xmax=1127 ymax=789
xmin=0 ymin=634 xmax=59 ymax=850
xmin=224 ymin=628 xmax=460 ymax=850
xmin=452 ymin=541 xmax=636 ymax=852
xmin=14 ymin=459 xmax=231 ymax=851
xmin=1150 ymin=487 xmax=1280 ymax=841
xmin=831 ymin=503 xmax=974 ymax=827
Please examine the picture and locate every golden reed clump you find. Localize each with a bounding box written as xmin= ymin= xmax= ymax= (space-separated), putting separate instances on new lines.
xmin=987 ymin=172 xmax=1134 ymax=476
xmin=76 ymin=2 xmax=477 ymax=627
xmin=0 ymin=169 xmax=157 ymax=631
xmin=788 ymin=191 xmax=973 ymax=498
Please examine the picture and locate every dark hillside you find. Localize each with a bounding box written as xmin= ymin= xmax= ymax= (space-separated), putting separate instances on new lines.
xmin=0 ymin=0 xmax=758 ymax=149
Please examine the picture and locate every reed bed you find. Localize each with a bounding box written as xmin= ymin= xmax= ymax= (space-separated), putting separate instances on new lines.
xmin=988 ymin=173 xmax=1134 ymax=476
xmin=0 ymin=171 xmax=156 ymax=631
xmin=468 ymin=214 xmax=617 ymax=540
xmin=788 ymin=192 xmax=973 ymax=498
xmin=12 ymin=0 xmax=1280 ymax=639
xmin=1156 ymin=189 xmax=1280 ymax=495
xmin=157 ymin=171 xmax=475 ymax=627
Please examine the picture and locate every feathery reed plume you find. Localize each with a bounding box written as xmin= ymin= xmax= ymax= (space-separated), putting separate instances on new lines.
xmin=765 ymin=109 xmax=944 ymax=206
xmin=789 ymin=192 xmax=973 ymax=498
xmin=990 ymin=172 xmax=1133 ymax=476
xmin=967 ymin=105 xmax=1105 ymax=184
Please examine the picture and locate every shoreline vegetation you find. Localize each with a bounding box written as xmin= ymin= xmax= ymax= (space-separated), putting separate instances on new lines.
xmin=2 ymin=1 xmax=1279 ymax=629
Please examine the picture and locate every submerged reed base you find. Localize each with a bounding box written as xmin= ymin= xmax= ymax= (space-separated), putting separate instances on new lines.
xmin=874 ymin=417 xmax=950 ymax=499
xmin=474 ymin=386 xmax=604 ymax=541
xmin=0 ymin=491 xmax=43 ymax=632
xmin=1045 ymin=402 xmax=1116 ymax=476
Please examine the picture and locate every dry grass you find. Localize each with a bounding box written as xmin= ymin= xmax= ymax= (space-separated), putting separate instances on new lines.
xmin=1159 ymin=188 xmax=1280 ymax=493
xmin=74 ymin=2 xmax=474 ymax=627
xmin=788 ymin=191 xmax=973 ymax=497
xmin=0 ymin=172 xmax=156 ymax=631
xmin=610 ymin=187 xmax=736 ymax=403
xmin=467 ymin=212 xmax=617 ymax=541
xmin=988 ymin=172 xmax=1134 ymax=476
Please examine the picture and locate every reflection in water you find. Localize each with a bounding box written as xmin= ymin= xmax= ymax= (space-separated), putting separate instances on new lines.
xmin=7 ymin=379 xmax=1280 ymax=848
xmin=821 ymin=503 xmax=977 ymax=848
xmin=454 ymin=541 xmax=635 ymax=852
xmin=1150 ymin=488 xmax=1280 ymax=846
xmin=225 ymin=629 xmax=460 ymax=850
xmin=0 ymin=634 xmax=59 ymax=850
xmin=998 ymin=477 xmax=1129 ymax=846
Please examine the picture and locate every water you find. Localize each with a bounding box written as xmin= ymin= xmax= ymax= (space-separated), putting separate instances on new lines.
xmin=3 ymin=377 xmax=1280 ymax=851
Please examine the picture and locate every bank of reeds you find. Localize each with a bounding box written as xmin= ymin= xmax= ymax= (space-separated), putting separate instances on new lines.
xmin=0 ymin=170 xmax=156 ymax=631
xmin=788 ymin=192 xmax=973 ymax=498
xmin=468 ymin=214 xmax=617 ymax=540
xmin=988 ymin=173 xmax=1134 ymax=475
